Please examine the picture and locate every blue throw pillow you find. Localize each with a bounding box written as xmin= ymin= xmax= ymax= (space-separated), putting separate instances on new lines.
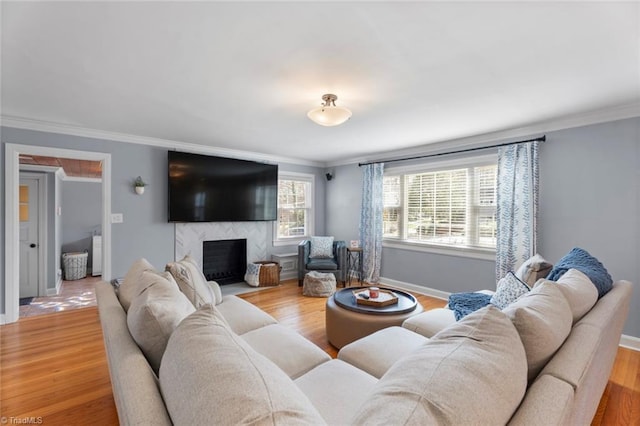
xmin=546 ymin=247 xmax=613 ymax=298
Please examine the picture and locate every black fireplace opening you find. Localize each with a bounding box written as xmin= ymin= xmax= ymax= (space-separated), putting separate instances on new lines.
xmin=202 ymin=239 xmax=247 ymax=285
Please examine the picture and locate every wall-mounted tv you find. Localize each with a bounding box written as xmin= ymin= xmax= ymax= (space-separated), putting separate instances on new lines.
xmin=168 ymin=151 xmax=278 ymax=222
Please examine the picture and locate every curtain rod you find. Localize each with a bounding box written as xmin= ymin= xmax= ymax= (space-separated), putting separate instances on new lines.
xmin=358 ymin=135 xmax=546 ymax=167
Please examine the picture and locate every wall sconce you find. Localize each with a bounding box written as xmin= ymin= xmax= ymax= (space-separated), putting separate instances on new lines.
xmin=134 ymin=176 xmax=147 ymax=195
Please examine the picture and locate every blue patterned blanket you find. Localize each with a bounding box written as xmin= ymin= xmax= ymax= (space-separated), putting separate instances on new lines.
xmin=448 ymin=292 xmax=492 ymax=321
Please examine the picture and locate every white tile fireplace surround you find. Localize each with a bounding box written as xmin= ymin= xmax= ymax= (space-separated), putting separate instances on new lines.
xmin=175 ymin=222 xmax=269 ymax=270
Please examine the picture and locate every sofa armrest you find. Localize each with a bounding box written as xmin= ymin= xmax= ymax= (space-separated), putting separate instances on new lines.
xmin=298 ymin=240 xmax=311 ymax=280
xmin=95 ymin=281 xmax=172 ymax=426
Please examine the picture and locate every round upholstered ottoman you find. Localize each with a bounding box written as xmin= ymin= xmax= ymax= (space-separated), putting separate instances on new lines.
xmin=325 ymin=295 xmax=424 ymax=349
xmin=303 ymin=271 xmax=337 ymax=297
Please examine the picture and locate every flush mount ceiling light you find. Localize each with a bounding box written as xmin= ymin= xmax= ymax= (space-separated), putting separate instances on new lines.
xmin=307 ymin=94 xmax=352 ymax=127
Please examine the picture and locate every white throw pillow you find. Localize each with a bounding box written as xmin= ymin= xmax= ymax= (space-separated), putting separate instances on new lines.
xmin=159 ymin=305 xmax=325 ymax=425
xmin=310 ymin=236 xmax=334 ymax=259
xmin=127 ymin=270 xmax=195 ymax=373
xmin=117 ymin=258 xmax=156 ymax=312
xmin=515 ymin=254 xmax=553 ymax=287
xmin=503 ymin=281 xmax=572 ymax=382
xmin=351 ymin=306 xmax=528 ymax=425
xmin=490 ymin=271 xmax=530 ymax=309
xmin=166 ymin=255 xmax=221 ymax=307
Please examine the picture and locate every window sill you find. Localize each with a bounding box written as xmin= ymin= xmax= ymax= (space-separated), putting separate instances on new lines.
xmin=273 ymin=238 xmax=306 ymax=247
xmin=382 ymin=240 xmax=496 ymax=261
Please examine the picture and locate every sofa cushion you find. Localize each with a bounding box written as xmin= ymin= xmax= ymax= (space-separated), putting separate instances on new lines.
xmin=295 ymin=360 xmax=377 ymax=425
xmin=165 ymin=255 xmax=222 ymax=308
xmin=546 ymin=247 xmax=613 ymax=298
xmin=491 ymin=271 xmax=530 ymax=309
xmin=402 ymin=308 xmax=456 ymax=338
xmin=159 ymin=304 xmax=326 ymax=425
xmin=117 ymin=258 xmax=156 ymax=312
xmin=503 ymin=281 xmax=572 ymax=381
xmin=544 ymin=268 xmax=598 ymax=323
xmin=508 ymin=374 xmax=574 ymax=425
xmin=310 ymin=236 xmax=334 ymax=258
xmin=515 ymin=253 xmax=553 ymax=287
xmin=215 ymin=295 xmax=278 ymax=335
xmin=338 ymin=326 xmax=429 ymax=379
xmin=126 ymin=271 xmax=195 ymax=374
xmin=241 ymin=324 xmax=331 ymax=379
xmin=306 ymin=258 xmax=338 ymax=271
xmin=351 ymin=306 xmax=528 ymax=425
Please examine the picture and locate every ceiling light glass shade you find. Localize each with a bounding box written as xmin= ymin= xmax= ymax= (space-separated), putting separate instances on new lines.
xmin=307 ymin=94 xmax=352 ymax=126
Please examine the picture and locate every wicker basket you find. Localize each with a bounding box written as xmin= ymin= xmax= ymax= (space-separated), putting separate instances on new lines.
xmin=254 ymin=261 xmax=281 ymax=287
xmin=62 ymin=251 xmax=88 ymax=281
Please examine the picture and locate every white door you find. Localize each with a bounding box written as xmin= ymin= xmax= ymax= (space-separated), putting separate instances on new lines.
xmin=19 ymin=178 xmax=39 ymax=298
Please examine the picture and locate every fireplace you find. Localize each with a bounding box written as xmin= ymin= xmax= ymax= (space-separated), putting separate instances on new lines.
xmin=202 ymin=239 xmax=247 ymax=285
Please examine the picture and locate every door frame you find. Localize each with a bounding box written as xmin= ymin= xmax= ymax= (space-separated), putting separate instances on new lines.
xmin=19 ymin=172 xmax=48 ymax=298
xmin=4 ymin=144 xmax=112 ymax=324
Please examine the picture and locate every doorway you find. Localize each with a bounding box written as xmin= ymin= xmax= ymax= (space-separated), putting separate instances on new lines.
xmin=4 ymin=144 xmax=112 ymax=324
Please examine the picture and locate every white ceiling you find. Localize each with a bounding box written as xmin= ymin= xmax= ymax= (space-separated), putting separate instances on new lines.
xmin=2 ymin=1 xmax=639 ymax=166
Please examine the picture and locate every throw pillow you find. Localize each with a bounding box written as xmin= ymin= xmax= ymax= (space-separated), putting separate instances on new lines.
xmin=515 ymin=254 xmax=553 ymax=287
xmin=503 ymin=281 xmax=572 ymax=382
xmin=127 ymin=270 xmax=195 ymax=374
xmin=310 ymin=236 xmax=334 ymax=259
xmin=166 ymin=255 xmax=221 ymax=307
xmin=244 ymin=262 xmax=260 ymax=287
xmin=490 ymin=271 xmax=530 ymax=309
xmin=159 ymin=305 xmax=325 ymax=425
xmin=546 ymin=247 xmax=613 ymax=298
xmin=351 ymin=306 xmax=528 ymax=425
xmin=117 ymin=258 xmax=157 ymax=312
xmin=550 ymin=268 xmax=598 ymax=323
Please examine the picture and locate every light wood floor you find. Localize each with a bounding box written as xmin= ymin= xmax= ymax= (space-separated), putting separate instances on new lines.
xmin=1 ymin=279 xmax=638 ymax=425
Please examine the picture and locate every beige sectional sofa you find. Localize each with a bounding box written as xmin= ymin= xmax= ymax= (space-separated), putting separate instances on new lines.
xmin=96 ymin=256 xmax=632 ymax=425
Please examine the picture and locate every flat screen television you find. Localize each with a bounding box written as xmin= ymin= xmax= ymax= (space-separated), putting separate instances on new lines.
xmin=168 ymin=151 xmax=278 ymax=222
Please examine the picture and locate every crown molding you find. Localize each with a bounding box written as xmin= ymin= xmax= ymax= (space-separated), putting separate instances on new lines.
xmin=330 ymin=102 xmax=640 ymax=167
xmin=0 ymin=115 xmax=324 ymax=168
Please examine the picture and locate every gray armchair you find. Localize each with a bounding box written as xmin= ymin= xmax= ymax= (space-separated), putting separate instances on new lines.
xmin=298 ymin=240 xmax=348 ymax=287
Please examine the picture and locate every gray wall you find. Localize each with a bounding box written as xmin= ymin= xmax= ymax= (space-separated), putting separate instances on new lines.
xmin=61 ymin=181 xmax=101 ymax=274
xmin=1 ymin=127 xmax=326 ymax=316
xmin=0 ymin=142 xmax=4 ymax=311
xmin=325 ymin=117 xmax=640 ymax=338
xmin=1 ymin=128 xmax=176 ymax=281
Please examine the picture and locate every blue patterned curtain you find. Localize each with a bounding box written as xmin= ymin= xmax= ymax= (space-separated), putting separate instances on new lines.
xmin=495 ymin=142 xmax=539 ymax=281
xmin=359 ymin=163 xmax=384 ymax=283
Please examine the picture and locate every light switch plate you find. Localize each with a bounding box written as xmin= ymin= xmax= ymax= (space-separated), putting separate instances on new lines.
xmin=111 ymin=213 xmax=124 ymax=223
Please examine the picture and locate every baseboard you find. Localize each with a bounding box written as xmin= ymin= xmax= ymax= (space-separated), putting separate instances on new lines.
xmin=47 ymin=277 xmax=63 ymax=296
xmin=620 ymin=334 xmax=640 ymax=352
xmin=379 ymin=277 xmax=450 ymax=301
xmin=280 ymin=271 xmax=297 ymax=281
xmin=0 ymin=314 xmax=5 ymax=325
xmin=382 ymin=276 xmax=640 ymax=351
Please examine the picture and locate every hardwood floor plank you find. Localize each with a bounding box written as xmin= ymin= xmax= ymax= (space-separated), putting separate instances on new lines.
xmin=1 ymin=279 xmax=638 ymax=425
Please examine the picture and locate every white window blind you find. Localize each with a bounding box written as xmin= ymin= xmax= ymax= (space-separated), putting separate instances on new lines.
xmin=383 ymin=160 xmax=497 ymax=250
xmin=276 ymin=174 xmax=313 ymax=240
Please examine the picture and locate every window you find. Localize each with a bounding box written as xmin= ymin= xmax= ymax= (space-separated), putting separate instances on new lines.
xmin=383 ymin=156 xmax=497 ymax=251
xmin=275 ymin=172 xmax=314 ymax=243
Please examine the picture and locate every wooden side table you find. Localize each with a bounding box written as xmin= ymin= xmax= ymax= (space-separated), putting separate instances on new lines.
xmin=347 ymin=247 xmax=363 ymax=286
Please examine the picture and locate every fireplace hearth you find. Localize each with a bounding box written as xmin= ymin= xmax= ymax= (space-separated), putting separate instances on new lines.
xmin=202 ymin=239 xmax=247 ymax=285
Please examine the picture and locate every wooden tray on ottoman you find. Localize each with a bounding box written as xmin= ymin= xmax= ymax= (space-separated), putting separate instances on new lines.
xmin=353 ymin=289 xmax=398 ymax=307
